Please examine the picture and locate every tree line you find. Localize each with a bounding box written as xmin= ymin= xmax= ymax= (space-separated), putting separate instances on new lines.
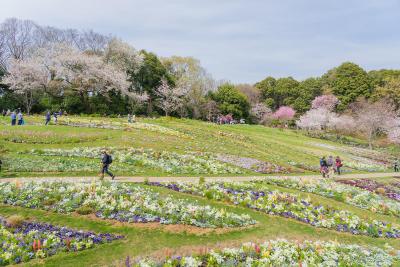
xmin=1 ymin=18 xmax=400 ymax=125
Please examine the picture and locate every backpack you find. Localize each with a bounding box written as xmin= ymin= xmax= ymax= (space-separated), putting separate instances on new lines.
xmin=107 ymin=155 xmax=113 ymax=164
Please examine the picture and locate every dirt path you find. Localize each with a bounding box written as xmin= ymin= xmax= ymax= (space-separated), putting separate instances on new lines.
xmin=0 ymin=172 xmax=398 ymax=183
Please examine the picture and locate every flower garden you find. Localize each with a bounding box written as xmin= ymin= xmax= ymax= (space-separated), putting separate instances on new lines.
xmin=0 ymin=216 xmax=122 ymax=265
xmin=134 ymin=239 xmax=399 ymax=267
xmin=1 ymin=116 xmax=400 ymax=266
xmin=149 ymin=181 xmax=400 ymax=238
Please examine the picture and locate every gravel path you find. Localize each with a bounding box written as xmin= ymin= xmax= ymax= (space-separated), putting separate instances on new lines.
xmin=0 ymin=172 xmax=398 ymax=183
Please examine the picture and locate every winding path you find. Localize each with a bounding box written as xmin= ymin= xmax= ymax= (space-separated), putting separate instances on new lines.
xmin=0 ymin=172 xmax=398 ymax=183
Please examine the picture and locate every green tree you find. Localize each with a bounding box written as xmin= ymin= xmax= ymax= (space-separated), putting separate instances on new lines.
xmin=322 ymin=62 xmax=372 ymax=110
xmin=291 ymin=78 xmax=323 ymax=113
xmin=129 ymin=50 xmax=174 ymax=114
xmin=212 ymin=83 xmax=250 ymax=119
xmin=371 ymin=78 xmax=400 ymax=109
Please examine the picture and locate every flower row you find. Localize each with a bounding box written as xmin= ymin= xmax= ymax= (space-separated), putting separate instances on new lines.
xmin=134 ymin=239 xmax=399 ymax=267
xmin=0 ymin=181 xmax=255 ymax=228
xmin=149 ymin=182 xmax=400 ymax=238
xmin=255 ymin=177 xmax=400 ymax=217
xmin=56 ymin=117 xmax=188 ymax=138
xmin=337 ymin=179 xmax=400 ymax=202
xmin=27 ymin=147 xmax=244 ymax=174
xmin=0 ymin=216 xmax=122 ymax=266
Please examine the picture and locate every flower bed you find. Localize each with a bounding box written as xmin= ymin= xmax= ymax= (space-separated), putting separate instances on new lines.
xmin=337 ymin=179 xmax=400 ymax=202
xmin=56 ymin=117 xmax=188 ymax=138
xmin=216 ymin=154 xmax=289 ymax=174
xmin=0 ymin=216 xmax=122 ymax=266
xmin=134 ymin=239 xmax=399 ymax=267
xmin=27 ymin=147 xmax=244 ymax=174
xmin=0 ymin=181 xmax=255 ymax=228
xmin=255 ymin=177 xmax=400 ymax=217
xmin=0 ymin=130 xmax=107 ymax=144
xmin=149 ymin=182 xmax=400 ymax=238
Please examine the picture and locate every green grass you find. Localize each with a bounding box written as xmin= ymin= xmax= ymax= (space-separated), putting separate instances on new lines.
xmin=1 ymin=115 xmax=399 ymax=266
xmin=0 ymin=115 xmax=393 ymax=177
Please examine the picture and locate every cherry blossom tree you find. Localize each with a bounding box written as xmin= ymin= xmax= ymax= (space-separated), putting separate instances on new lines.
xmin=296 ymin=108 xmax=333 ymax=130
xmin=156 ymin=79 xmax=184 ymax=116
xmin=250 ymin=103 xmax=272 ymax=123
xmin=352 ymin=98 xmax=397 ymax=149
xmin=3 ymin=58 xmax=49 ymax=114
xmin=327 ymin=114 xmax=356 ymax=134
xmin=388 ymin=127 xmax=400 ymax=144
xmin=311 ymin=94 xmax=339 ymax=111
xmin=272 ymin=106 xmax=296 ymax=121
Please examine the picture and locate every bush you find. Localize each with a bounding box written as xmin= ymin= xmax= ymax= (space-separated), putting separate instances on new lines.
xmin=6 ymin=215 xmax=25 ymax=228
xmin=76 ymin=205 xmax=95 ymax=215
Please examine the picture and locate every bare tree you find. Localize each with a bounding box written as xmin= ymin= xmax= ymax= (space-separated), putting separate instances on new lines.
xmin=0 ymin=18 xmax=37 ymax=60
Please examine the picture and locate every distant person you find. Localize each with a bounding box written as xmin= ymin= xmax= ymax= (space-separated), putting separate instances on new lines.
xmin=2 ymin=109 xmax=6 ymax=116
xmin=0 ymin=158 xmax=2 ymax=172
xmin=10 ymin=111 xmax=16 ymax=126
xmin=101 ymin=150 xmax=115 ymax=180
xmin=335 ymin=156 xmax=343 ymax=175
xmin=127 ymin=113 xmax=132 ymax=123
xmin=394 ymin=159 xmax=399 ymax=172
xmin=132 ymin=114 xmax=136 ymax=123
xmin=45 ymin=111 xmax=51 ymax=125
xmin=53 ymin=112 xmax=58 ymax=124
xmin=327 ymin=155 xmax=334 ymax=178
xmin=320 ymin=157 xmax=328 ymax=178
xmin=17 ymin=110 xmax=23 ymax=125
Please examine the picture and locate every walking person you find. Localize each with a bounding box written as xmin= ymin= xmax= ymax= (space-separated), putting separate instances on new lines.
xmin=0 ymin=158 xmax=2 ymax=172
xmin=320 ymin=157 xmax=328 ymax=178
xmin=17 ymin=110 xmax=23 ymax=125
xmin=127 ymin=113 xmax=132 ymax=123
xmin=394 ymin=159 xmax=399 ymax=172
xmin=100 ymin=150 xmax=115 ymax=180
xmin=335 ymin=156 xmax=343 ymax=175
xmin=45 ymin=111 xmax=51 ymax=125
xmin=327 ymin=155 xmax=334 ymax=178
xmin=10 ymin=111 xmax=16 ymax=126
xmin=53 ymin=111 xmax=58 ymax=124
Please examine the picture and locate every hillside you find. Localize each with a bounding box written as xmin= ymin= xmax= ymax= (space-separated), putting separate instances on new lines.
xmin=0 ymin=115 xmax=393 ymax=178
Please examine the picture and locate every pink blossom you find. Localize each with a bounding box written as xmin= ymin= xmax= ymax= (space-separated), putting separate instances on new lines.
xmin=272 ymin=106 xmax=296 ymax=121
xmin=311 ymin=94 xmax=339 ymax=111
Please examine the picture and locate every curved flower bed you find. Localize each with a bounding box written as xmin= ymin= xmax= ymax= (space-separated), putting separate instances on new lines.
xmin=337 ymin=179 xmax=400 ymax=202
xmin=0 ymin=216 xmax=122 ymax=266
xmin=57 ymin=117 xmax=188 ymax=138
xmin=134 ymin=239 xmax=399 ymax=267
xmin=27 ymin=147 xmax=244 ymax=174
xmin=150 ymin=182 xmax=400 ymax=238
xmin=255 ymin=177 xmax=400 ymax=217
xmin=0 ymin=181 xmax=255 ymax=228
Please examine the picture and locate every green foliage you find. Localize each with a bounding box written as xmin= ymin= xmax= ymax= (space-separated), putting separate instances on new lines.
xmin=322 ymin=62 xmax=372 ymax=110
xmin=212 ymin=83 xmax=250 ymax=118
xmin=255 ymin=76 xmax=321 ymax=113
xmin=129 ymin=50 xmax=174 ymax=113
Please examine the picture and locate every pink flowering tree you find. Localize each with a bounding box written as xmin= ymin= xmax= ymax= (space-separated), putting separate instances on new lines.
xmin=296 ymin=108 xmax=334 ymax=130
xmin=272 ymin=106 xmax=296 ymax=121
xmin=388 ymin=127 xmax=400 ymax=144
xmin=311 ymin=94 xmax=339 ymax=111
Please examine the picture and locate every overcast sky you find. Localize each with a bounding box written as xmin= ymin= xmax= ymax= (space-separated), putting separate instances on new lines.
xmin=1 ymin=0 xmax=400 ymax=83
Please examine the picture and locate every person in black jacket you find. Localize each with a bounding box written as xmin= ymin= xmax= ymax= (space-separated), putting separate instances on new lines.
xmin=101 ymin=150 xmax=115 ymax=180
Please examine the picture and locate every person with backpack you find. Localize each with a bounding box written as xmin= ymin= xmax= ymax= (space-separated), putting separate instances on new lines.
xmin=100 ymin=150 xmax=115 ymax=180
xmin=335 ymin=156 xmax=343 ymax=175
xmin=394 ymin=159 xmax=399 ymax=172
xmin=45 ymin=111 xmax=51 ymax=125
xmin=319 ymin=157 xmax=328 ymax=178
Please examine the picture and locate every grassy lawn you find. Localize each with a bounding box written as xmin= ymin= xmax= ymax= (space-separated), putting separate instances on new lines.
xmin=1 ymin=115 xmax=399 ymax=266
